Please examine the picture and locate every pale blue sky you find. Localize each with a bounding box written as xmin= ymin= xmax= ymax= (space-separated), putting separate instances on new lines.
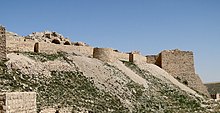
xmin=1 ymin=0 xmax=220 ymax=83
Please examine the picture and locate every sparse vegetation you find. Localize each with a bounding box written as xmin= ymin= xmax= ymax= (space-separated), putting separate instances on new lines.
xmin=22 ymin=51 xmax=66 ymax=62
xmin=0 ymin=53 xmax=219 ymax=112
xmin=122 ymin=60 xmax=204 ymax=112
xmin=0 ymin=63 xmax=128 ymax=112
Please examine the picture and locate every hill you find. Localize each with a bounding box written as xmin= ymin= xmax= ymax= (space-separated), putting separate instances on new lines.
xmin=0 ymin=51 xmax=218 ymax=112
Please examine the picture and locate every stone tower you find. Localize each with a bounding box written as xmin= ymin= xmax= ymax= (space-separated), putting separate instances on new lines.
xmin=0 ymin=25 xmax=7 ymax=61
xmin=146 ymin=49 xmax=210 ymax=97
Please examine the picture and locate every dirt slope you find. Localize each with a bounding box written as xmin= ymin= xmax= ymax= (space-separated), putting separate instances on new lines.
xmin=0 ymin=52 xmax=218 ymax=112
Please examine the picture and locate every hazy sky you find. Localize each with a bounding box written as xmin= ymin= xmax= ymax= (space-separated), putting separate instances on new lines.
xmin=1 ymin=0 xmax=219 ymax=83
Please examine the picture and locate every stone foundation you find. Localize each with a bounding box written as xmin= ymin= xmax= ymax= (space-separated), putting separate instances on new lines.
xmin=0 ymin=92 xmax=36 ymax=113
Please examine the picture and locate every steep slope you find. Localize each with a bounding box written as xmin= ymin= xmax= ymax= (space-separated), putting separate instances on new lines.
xmin=0 ymin=52 xmax=219 ymax=112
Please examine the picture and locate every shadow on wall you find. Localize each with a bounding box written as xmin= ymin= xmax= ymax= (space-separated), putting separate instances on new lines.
xmin=34 ymin=42 xmax=39 ymax=53
xmin=64 ymin=41 xmax=71 ymax=45
xmin=51 ymin=39 xmax=61 ymax=44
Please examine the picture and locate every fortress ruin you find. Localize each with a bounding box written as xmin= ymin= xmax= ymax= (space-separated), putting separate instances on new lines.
xmin=0 ymin=26 xmax=210 ymax=112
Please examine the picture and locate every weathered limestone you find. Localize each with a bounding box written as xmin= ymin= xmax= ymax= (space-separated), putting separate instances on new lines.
xmin=26 ymin=31 xmax=71 ymax=45
xmin=129 ymin=51 xmax=146 ymax=63
xmin=0 ymin=26 xmax=7 ymax=60
xmin=0 ymin=92 xmax=36 ymax=113
xmin=146 ymin=55 xmax=161 ymax=66
xmin=205 ymin=82 xmax=220 ymax=100
xmin=146 ymin=49 xmax=210 ymax=97
xmin=93 ymin=48 xmax=115 ymax=62
xmin=113 ymin=51 xmax=129 ymax=61
xmin=2 ymin=25 xmax=210 ymax=99
xmin=34 ymin=42 xmax=39 ymax=53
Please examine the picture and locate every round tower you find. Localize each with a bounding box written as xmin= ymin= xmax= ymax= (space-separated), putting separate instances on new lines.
xmin=93 ymin=48 xmax=115 ymax=62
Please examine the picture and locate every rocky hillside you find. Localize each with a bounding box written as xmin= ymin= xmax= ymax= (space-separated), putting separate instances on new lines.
xmin=0 ymin=51 xmax=219 ymax=113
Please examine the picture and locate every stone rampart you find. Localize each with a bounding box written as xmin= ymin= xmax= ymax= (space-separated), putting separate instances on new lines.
xmin=6 ymin=37 xmax=93 ymax=57
xmin=129 ymin=53 xmax=146 ymax=64
xmin=146 ymin=49 xmax=210 ymax=97
xmin=39 ymin=42 xmax=93 ymax=57
xmin=160 ymin=50 xmax=195 ymax=76
xmin=146 ymin=55 xmax=159 ymax=64
xmin=113 ymin=51 xmax=129 ymax=61
xmin=0 ymin=92 xmax=36 ymax=113
xmin=7 ymin=37 xmax=36 ymax=52
xmin=0 ymin=26 xmax=7 ymax=60
xmin=93 ymin=48 xmax=116 ymax=62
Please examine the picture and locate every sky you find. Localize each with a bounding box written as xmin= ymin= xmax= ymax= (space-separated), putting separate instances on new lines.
xmin=0 ymin=0 xmax=220 ymax=83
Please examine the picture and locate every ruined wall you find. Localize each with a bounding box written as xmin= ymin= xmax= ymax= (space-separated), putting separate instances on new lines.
xmin=7 ymin=37 xmax=36 ymax=52
xmin=6 ymin=37 xmax=93 ymax=57
xmin=0 ymin=26 xmax=7 ymax=60
xmin=114 ymin=51 xmax=129 ymax=61
xmin=93 ymin=48 xmax=115 ymax=62
xmin=0 ymin=92 xmax=36 ymax=113
xmin=39 ymin=42 xmax=93 ymax=57
xmin=146 ymin=54 xmax=161 ymax=67
xmin=160 ymin=49 xmax=210 ymax=97
xmin=129 ymin=53 xmax=146 ymax=64
xmin=160 ymin=50 xmax=195 ymax=76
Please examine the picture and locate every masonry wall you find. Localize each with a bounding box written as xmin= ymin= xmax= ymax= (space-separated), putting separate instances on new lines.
xmin=146 ymin=54 xmax=162 ymax=67
xmin=0 ymin=26 xmax=7 ymax=60
xmin=129 ymin=53 xmax=146 ymax=64
xmin=0 ymin=92 xmax=36 ymax=113
xmin=39 ymin=42 xmax=93 ymax=57
xmin=160 ymin=50 xmax=195 ymax=76
xmin=6 ymin=37 xmax=94 ymax=57
xmin=114 ymin=51 xmax=129 ymax=61
xmin=93 ymin=48 xmax=116 ymax=62
xmin=7 ymin=37 xmax=36 ymax=52
xmin=160 ymin=50 xmax=210 ymax=97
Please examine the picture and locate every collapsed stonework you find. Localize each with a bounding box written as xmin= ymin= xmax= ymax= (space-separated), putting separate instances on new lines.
xmin=6 ymin=29 xmax=93 ymax=57
xmin=26 ymin=31 xmax=71 ymax=45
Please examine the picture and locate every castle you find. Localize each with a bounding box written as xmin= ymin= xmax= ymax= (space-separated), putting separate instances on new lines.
xmin=0 ymin=25 xmax=210 ymax=112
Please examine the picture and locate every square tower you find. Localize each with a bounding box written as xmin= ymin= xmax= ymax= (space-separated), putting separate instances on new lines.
xmin=0 ymin=25 xmax=7 ymax=61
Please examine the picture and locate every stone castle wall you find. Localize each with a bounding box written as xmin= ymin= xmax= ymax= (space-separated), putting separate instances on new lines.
xmin=0 ymin=92 xmax=36 ymax=113
xmin=38 ymin=42 xmax=93 ymax=57
xmin=6 ymin=37 xmax=93 ymax=57
xmin=150 ymin=49 xmax=210 ymax=97
xmin=0 ymin=26 xmax=7 ymax=60
xmin=160 ymin=50 xmax=195 ymax=76
xmin=146 ymin=55 xmax=159 ymax=64
xmin=114 ymin=51 xmax=129 ymax=61
xmin=2 ymin=26 xmax=210 ymax=97
xmin=129 ymin=53 xmax=146 ymax=63
xmin=93 ymin=48 xmax=146 ymax=63
xmin=93 ymin=48 xmax=116 ymax=62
